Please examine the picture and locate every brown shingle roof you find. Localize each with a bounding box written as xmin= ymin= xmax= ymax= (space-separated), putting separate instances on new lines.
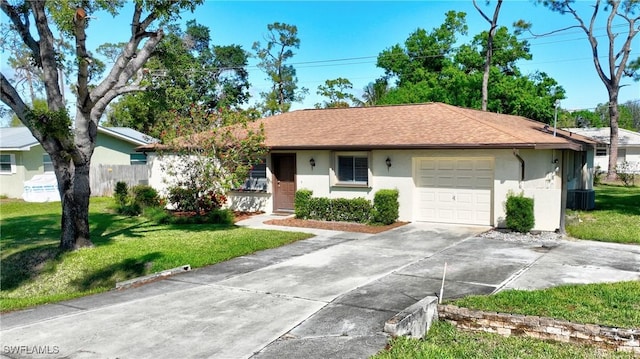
xmin=256 ymin=102 xmax=595 ymax=151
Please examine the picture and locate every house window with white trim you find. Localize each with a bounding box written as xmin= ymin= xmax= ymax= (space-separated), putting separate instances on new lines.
xmin=0 ymin=154 xmax=16 ymax=174
xmin=335 ymin=153 xmax=369 ymax=186
xmin=130 ymin=153 xmax=147 ymax=165
xmin=43 ymin=154 xmax=54 ymax=172
xmin=596 ymin=145 xmax=607 ymax=157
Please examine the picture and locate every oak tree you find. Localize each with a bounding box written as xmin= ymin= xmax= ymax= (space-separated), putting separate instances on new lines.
xmin=0 ymin=0 xmax=202 ymax=250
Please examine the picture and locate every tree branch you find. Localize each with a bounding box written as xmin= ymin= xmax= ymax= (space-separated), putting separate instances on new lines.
xmin=1 ymin=72 xmax=28 ymax=121
xmin=30 ymin=0 xmax=64 ymax=110
xmin=74 ymin=6 xmax=91 ymax=112
xmin=1 ymin=0 xmax=40 ymax=65
xmin=91 ymin=31 xmax=163 ymax=119
xmin=92 ymin=4 xmax=159 ymax=100
xmin=613 ymin=16 xmax=639 ymax=83
xmin=523 ymin=25 xmax=583 ymax=38
xmin=472 ymin=0 xmax=492 ymax=24
xmin=606 ymin=1 xmax=618 ymax=81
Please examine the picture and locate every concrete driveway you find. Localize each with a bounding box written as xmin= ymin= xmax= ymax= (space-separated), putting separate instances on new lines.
xmin=2 ymin=218 xmax=639 ymax=359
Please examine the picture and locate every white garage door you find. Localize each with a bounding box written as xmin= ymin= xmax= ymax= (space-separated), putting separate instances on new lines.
xmin=415 ymin=157 xmax=493 ymax=225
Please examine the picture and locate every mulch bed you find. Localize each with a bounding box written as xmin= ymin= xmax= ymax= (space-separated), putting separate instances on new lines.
xmin=263 ymin=218 xmax=409 ymax=234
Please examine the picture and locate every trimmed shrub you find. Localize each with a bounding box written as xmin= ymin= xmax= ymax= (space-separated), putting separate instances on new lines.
xmin=308 ymin=197 xmax=332 ymax=220
xmin=329 ymin=198 xmax=372 ymax=222
xmin=505 ymin=192 xmax=535 ymax=233
xmin=131 ymin=185 xmax=160 ymax=207
xmin=114 ymin=181 xmax=129 ymax=207
xmin=118 ymin=202 xmax=142 ymax=216
xmin=167 ymin=187 xmax=199 ymax=212
xmin=167 ymin=187 xmax=226 ymax=214
xmin=294 ymin=189 xmax=313 ymax=219
xmin=372 ymin=189 xmax=399 ymax=225
xmin=206 ymin=208 xmax=235 ymax=225
xmin=304 ymin=196 xmax=372 ymax=223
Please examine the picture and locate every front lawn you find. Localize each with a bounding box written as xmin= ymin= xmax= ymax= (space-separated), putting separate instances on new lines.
xmin=566 ymin=184 xmax=640 ymax=244
xmin=375 ymin=281 xmax=640 ymax=358
xmin=453 ymin=281 xmax=640 ymax=329
xmin=375 ymin=321 xmax=635 ymax=359
xmin=0 ymin=198 xmax=312 ymax=312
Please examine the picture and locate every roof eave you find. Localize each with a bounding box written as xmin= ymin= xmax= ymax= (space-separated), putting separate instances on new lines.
xmin=268 ymin=143 xmax=541 ymax=151
xmin=98 ymin=127 xmax=155 ymax=146
xmin=0 ymin=143 xmax=41 ymax=151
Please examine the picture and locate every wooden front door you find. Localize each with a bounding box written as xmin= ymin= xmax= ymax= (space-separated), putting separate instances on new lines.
xmin=272 ymin=154 xmax=296 ymax=212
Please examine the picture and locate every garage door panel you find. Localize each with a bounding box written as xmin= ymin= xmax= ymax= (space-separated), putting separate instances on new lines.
xmin=415 ymin=157 xmax=493 ymax=225
xmin=419 ymin=176 xmax=437 ymax=187
xmin=456 ymin=192 xmax=473 ymax=204
xmin=456 ymin=160 xmax=474 ymax=170
xmin=438 ymin=159 xmax=455 ymax=170
xmin=437 ymin=209 xmax=455 ymax=221
xmin=457 ymin=176 xmax=474 ymax=187
xmin=476 ymin=159 xmax=494 ymax=170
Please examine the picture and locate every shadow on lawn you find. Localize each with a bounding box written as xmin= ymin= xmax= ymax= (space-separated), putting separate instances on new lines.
xmin=1 ymin=209 xmax=239 ymax=292
xmin=595 ymin=185 xmax=640 ymax=215
xmin=71 ymin=252 xmax=163 ymax=291
xmin=0 ymin=212 xmax=158 ymax=292
xmin=0 ymin=245 xmax=61 ymax=291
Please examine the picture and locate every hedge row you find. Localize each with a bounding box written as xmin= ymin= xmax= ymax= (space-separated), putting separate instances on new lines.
xmin=294 ymin=189 xmax=399 ymax=225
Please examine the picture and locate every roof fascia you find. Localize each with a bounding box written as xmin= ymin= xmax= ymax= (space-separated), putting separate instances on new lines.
xmin=97 ymin=127 xmax=148 ymax=146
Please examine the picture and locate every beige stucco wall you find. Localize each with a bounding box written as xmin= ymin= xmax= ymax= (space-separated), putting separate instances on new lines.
xmin=0 ymin=146 xmax=45 ymax=198
xmin=92 ymin=134 xmax=139 ymax=165
xmin=1 ymin=135 xmax=142 ymax=198
xmin=279 ymin=148 xmax=568 ymax=231
xmin=148 ymin=148 xmax=594 ymax=232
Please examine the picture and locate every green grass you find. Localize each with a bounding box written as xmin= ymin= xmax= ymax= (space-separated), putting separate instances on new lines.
xmin=452 ymin=281 xmax=640 ymax=329
xmin=0 ymin=198 xmax=312 ymax=312
xmin=566 ymin=184 xmax=640 ymax=244
xmin=373 ymin=321 xmax=635 ymax=359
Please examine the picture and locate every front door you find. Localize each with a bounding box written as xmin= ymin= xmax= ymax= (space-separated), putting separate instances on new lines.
xmin=272 ymin=154 xmax=296 ymax=212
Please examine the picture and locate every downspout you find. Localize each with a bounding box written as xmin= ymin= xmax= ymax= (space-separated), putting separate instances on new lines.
xmin=559 ymin=150 xmax=567 ymax=235
xmin=513 ymin=149 xmax=525 ymax=182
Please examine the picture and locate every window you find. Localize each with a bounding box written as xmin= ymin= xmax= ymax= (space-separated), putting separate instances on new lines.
xmin=618 ymin=149 xmax=626 ymax=161
xmin=130 ymin=153 xmax=147 ymax=165
xmin=239 ymin=161 xmax=267 ymax=191
xmin=43 ymin=154 xmax=54 ymax=172
xmin=0 ymin=154 xmax=15 ymax=174
xmin=336 ymin=155 xmax=368 ymax=185
xmin=596 ymin=145 xmax=607 ymax=157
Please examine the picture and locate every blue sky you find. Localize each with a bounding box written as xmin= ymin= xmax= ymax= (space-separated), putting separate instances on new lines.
xmin=3 ymin=1 xmax=640 ymax=117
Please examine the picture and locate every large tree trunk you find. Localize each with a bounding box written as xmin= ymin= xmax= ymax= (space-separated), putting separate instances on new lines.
xmin=56 ymin=158 xmax=93 ymax=250
xmin=2 ymin=0 xmax=169 ymax=251
xmin=606 ymin=92 xmax=619 ymax=181
xmin=47 ymin=117 xmax=95 ymax=250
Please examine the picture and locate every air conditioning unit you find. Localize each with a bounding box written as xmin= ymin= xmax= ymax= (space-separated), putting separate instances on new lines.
xmin=567 ymin=189 xmax=595 ymax=210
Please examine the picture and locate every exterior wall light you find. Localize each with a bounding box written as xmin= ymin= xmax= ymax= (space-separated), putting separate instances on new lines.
xmin=386 ymin=157 xmax=392 ymax=169
xmin=310 ymin=158 xmax=316 ymax=169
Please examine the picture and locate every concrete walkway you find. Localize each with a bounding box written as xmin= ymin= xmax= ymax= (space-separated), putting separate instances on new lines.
xmin=1 ymin=216 xmax=639 ymax=359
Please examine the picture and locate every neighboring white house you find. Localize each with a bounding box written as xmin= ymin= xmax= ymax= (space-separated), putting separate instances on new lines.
xmin=0 ymin=126 xmax=157 ymax=199
xmin=142 ymin=103 xmax=596 ymax=232
xmin=565 ymin=127 xmax=640 ymax=174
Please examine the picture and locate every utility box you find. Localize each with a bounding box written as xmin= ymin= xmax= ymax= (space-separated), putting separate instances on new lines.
xmin=566 ymin=189 xmax=595 ymax=210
